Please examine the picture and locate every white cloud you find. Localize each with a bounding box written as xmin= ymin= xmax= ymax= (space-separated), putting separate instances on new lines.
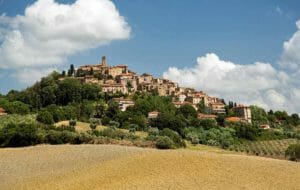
xmin=163 ymin=52 xmax=299 ymax=113
xmin=0 ymin=0 xmax=130 ymax=69
xmin=164 ymin=19 xmax=300 ymax=113
xmin=11 ymin=67 xmax=56 ymax=85
xmin=279 ymin=21 xmax=300 ymax=70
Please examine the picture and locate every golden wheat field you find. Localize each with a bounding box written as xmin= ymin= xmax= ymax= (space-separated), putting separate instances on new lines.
xmin=0 ymin=145 xmax=299 ymax=190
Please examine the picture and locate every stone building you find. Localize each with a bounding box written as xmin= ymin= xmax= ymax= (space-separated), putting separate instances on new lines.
xmin=233 ymin=105 xmax=252 ymax=123
xmin=209 ymin=102 xmax=226 ymax=114
xmin=113 ymin=98 xmax=135 ymax=111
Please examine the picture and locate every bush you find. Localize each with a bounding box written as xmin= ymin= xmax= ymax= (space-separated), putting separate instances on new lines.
xmin=56 ymin=125 xmax=76 ymax=132
xmin=156 ymin=136 xmax=174 ymax=149
xmin=44 ymin=130 xmax=91 ymax=144
xmin=0 ymin=123 xmax=38 ymax=147
xmin=90 ymin=123 xmax=97 ymax=130
xmin=108 ymin=121 xmax=120 ymax=128
xmin=69 ymin=119 xmax=77 ymax=127
xmin=159 ymin=128 xmax=186 ymax=148
xmin=228 ymin=122 xmax=258 ymax=140
xmin=285 ymin=144 xmax=300 ymax=161
xmin=89 ymin=118 xmax=102 ymax=125
xmin=37 ymin=111 xmax=54 ymax=125
xmin=148 ymin=127 xmax=159 ymax=136
xmin=95 ymin=128 xmax=138 ymax=140
xmin=191 ymin=136 xmax=199 ymax=145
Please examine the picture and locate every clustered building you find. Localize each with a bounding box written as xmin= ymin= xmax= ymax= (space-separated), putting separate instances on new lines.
xmin=69 ymin=56 xmax=251 ymax=123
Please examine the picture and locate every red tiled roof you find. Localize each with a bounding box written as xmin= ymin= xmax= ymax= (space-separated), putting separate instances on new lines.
xmin=225 ymin=117 xmax=241 ymax=122
xmin=198 ymin=113 xmax=217 ymax=119
xmin=0 ymin=107 xmax=6 ymax=113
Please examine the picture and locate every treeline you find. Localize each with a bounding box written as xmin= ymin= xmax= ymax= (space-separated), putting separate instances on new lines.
xmin=250 ymin=105 xmax=300 ymax=127
xmin=3 ymin=72 xmax=101 ymax=110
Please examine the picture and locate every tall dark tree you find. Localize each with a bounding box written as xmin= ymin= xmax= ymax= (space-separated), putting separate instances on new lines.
xmin=68 ymin=64 xmax=75 ymax=76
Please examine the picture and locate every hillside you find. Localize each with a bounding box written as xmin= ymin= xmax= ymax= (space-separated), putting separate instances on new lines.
xmin=1 ymin=145 xmax=299 ymax=190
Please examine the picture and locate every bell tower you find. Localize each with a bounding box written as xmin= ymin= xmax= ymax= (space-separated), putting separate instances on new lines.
xmin=101 ymin=56 xmax=107 ymax=66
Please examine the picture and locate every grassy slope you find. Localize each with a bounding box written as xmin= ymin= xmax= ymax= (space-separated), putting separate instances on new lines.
xmin=1 ymin=144 xmax=299 ymax=190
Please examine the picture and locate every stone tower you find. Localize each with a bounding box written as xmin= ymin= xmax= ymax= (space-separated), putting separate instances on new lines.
xmin=101 ymin=56 xmax=107 ymax=66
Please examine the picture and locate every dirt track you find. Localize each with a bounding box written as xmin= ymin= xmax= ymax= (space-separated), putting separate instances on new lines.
xmin=0 ymin=144 xmax=299 ymax=190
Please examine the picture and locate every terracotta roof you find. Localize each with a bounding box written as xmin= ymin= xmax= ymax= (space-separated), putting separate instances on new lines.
xmin=0 ymin=107 xmax=6 ymax=113
xmin=198 ymin=113 xmax=217 ymax=119
xmin=225 ymin=117 xmax=241 ymax=122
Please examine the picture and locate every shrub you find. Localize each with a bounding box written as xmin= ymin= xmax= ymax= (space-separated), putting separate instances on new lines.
xmin=89 ymin=118 xmax=102 ymax=125
xmin=207 ymin=139 xmax=219 ymax=146
xmin=285 ymin=144 xmax=300 ymax=161
xmin=44 ymin=130 xmax=64 ymax=144
xmin=159 ymin=128 xmax=186 ymax=148
xmin=191 ymin=136 xmax=199 ymax=145
xmin=156 ymin=136 xmax=174 ymax=149
xmin=0 ymin=123 xmax=38 ymax=147
xmin=148 ymin=127 xmax=159 ymax=136
xmin=37 ymin=111 xmax=54 ymax=125
xmin=90 ymin=123 xmax=97 ymax=131
xmin=69 ymin=119 xmax=77 ymax=127
xmin=96 ymin=128 xmax=138 ymax=140
xmin=108 ymin=121 xmax=120 ymax=128
xmin=56 ymin=125 xmax=75 ymax=132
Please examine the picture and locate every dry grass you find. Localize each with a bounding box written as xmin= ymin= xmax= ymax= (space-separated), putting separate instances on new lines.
xmin=1 ymin=144 xmax=300 ymax=190
xmin=55 ymin=121 xmax=108 ymax=132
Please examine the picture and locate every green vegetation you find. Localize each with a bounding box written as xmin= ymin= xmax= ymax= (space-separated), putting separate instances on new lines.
xmin=0 ymin=71 xmax=299 ymax=160
xmin=285 ymin=143 xmax=300 ymax=161
xmin=230 ymin=139 xmax=299 ymax=158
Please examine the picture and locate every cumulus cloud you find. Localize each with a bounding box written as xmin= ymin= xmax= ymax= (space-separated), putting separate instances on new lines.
xmin=11 ymin=67 xmax=56 ymax=85
xmin=163 ymin=19 xmax=300 ymax=115
xmin=0 ymin=0 xmax=130 ymax=88
xmin=279 ymin=21 xmax=300 ymax=70
xmin=0 ymin=0 xmax=130 ymax=69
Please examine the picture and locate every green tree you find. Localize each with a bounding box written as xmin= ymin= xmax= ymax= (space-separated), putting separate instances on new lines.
xmin=45 ymin=104 xmax=65 ymax=122
xmin=68 ymin=64 xmax=75 ymax=76
xmin=37 ymin=111 xmax=54 ymax=125
xmin=11 ymin=101 xmax=30 ymax=115
xmin=177 ymin=104 xmax=197 ymax=118
xmin=197 ymin=99 xmax=207 ymax=113
xmin=106 ymin=101 xmax=120 ymax=119
xmin=250 ymin=105 xmax=268 ymax=124
xmin=81 ymin=83 xmax=100 ymax=100
xmin=57 ymin=79 xmax=82 ymax=105
xmin=0 ymin=123 xmax=38 ymax=147
xmin=285 ymin=144 xmax=300 ymax=161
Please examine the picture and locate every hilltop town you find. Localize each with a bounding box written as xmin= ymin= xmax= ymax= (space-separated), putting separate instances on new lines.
xmin=61 ymin=56 xmax=252 ymax=123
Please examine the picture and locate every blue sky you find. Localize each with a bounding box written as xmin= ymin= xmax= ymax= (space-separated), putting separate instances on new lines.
xmin=0 ymin=0 xmax=300 ymax=112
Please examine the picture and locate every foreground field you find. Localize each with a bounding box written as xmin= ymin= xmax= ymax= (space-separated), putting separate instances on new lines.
xmin=0 ymin=145 xmax=299 ymax=190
